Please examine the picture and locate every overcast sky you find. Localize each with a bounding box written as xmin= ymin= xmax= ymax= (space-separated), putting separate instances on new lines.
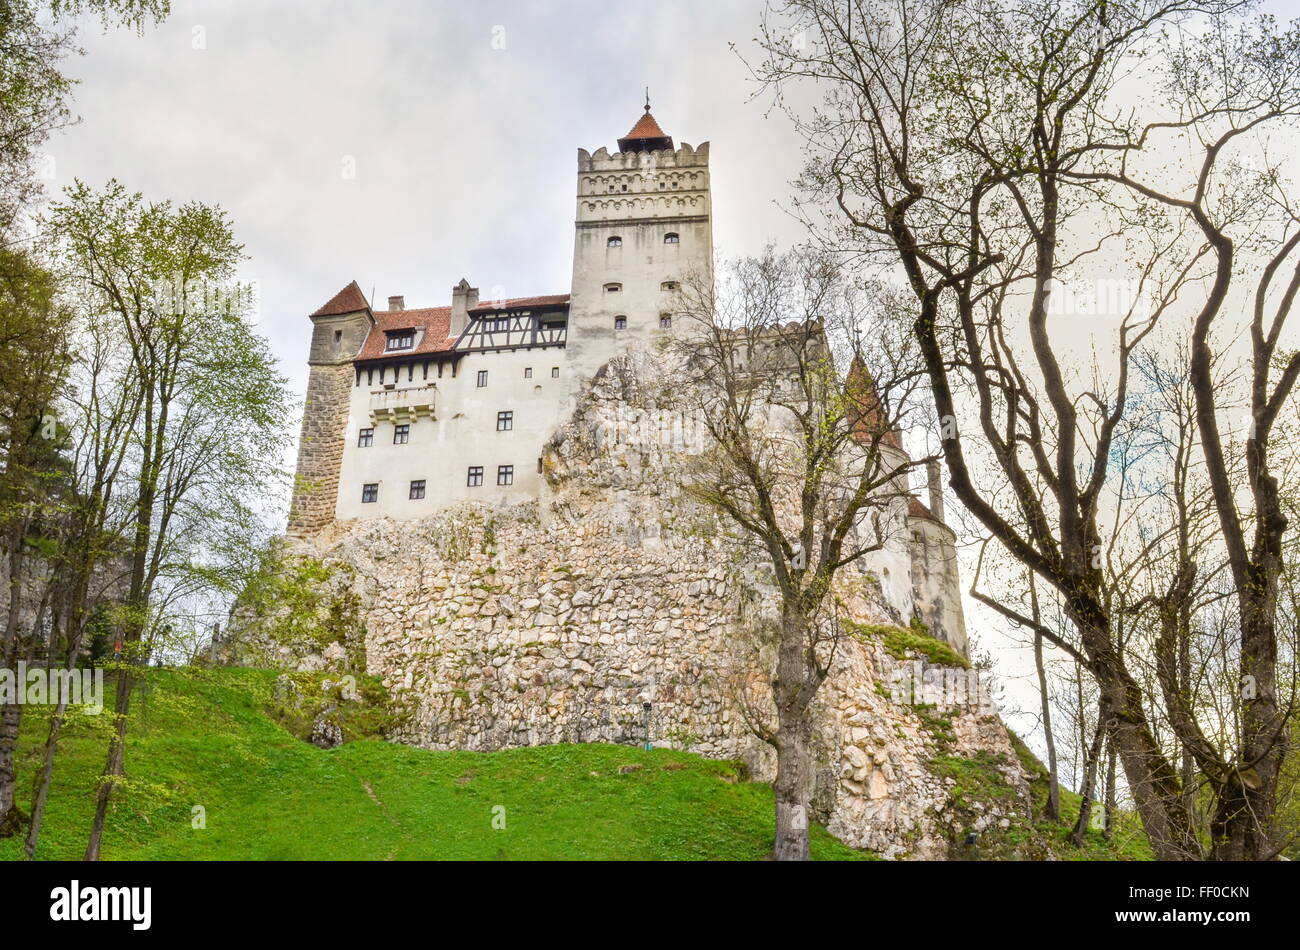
xmin=44 ymin=0 xmax=808 ymax=396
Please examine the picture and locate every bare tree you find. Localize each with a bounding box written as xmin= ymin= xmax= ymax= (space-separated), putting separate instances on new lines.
xmin=672 ymin=246 xmax=924 ymax=859
xmin=752 ymin=0 xmax=1297 ymax=859
xmin=1068 ymin=14 xmax=1300 ymax=859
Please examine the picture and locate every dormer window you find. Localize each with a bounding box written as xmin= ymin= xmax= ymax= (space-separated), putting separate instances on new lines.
xmin=604 ymin=283 xmax=622 ymax=293
xmin=664 ymin=233 xmax=680 ymax=244
xmin=484 ymin=317 xmax=508 ymax=332
xmin=386 ymin=329 xmax=414 ymax=351
xmin=607 ymin=236 xmax=622 ymax=247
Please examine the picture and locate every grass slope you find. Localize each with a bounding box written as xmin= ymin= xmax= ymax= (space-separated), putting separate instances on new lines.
xmin=0 ymin=668 xmax=867 ymax=861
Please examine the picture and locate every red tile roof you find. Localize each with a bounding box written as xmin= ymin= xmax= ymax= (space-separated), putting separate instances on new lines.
xmin=355 ymin=307 xmax=455 ymax=362
xmin=618 ymin=108 xmax=674 ymax=152
xmin=311 ymin=280 xmax=370 ymax=317
xmin=470 ymin=293 xmax=570 ymax=313
xmin=845 ymin=357 xmax=904 ymax=451
xmin=623 ymin=111 xmax=668 ymax=141
xmin=908 ymin=496 xmax=938 ymax=521
xmin=344 ymin=288 xmax=569 ymax=363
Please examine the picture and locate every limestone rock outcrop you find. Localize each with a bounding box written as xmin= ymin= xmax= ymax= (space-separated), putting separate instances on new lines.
xmin=243 ymin=356 xmax=1034 ymax=858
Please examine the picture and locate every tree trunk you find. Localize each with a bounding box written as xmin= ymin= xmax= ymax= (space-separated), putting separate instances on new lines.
xmin=772 ymin=605 xmax=816 ymax=861
xmin=0 ymin=518 xmax=29 ymax=838
xmin=1210 ymin=579 xmax=1285 ymax=860
xmin=1030 ymin=582 xmax=1059 ymax=821
xmin=25 ymin=569 xmax=93 ymax=859
xmin=85 ymin=409 xmax=158 ymax=861
xmin=1070 ymin=715 xmax=1105 ymax=847
xmin=84 ymin=669 xmax=133 ymax=861
xmin=1103 ymin=742 xmax=1117 ymax=842
xmin=1096 ymin=671 xmax=1198 ymax=858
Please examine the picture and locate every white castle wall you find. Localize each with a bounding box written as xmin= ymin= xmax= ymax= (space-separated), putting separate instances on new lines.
xmin=334 ymin=348 xmax=569 ymax=520
xmin=564 ymin=142 xmax=713 ymax=399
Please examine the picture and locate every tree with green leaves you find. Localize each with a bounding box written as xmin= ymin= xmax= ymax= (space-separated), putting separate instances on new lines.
xmin=0 ymin=245 xmax=69 ymax=837
xmin=43 ymin=179 xmax=291 ymax=859
xmin=0 ymin=0 xmax=169 ymax=235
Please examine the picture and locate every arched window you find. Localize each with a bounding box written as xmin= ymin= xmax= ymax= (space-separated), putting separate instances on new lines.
xmin=661 ymin=280 xmax=678 ymax=291
xmin=614 ymin=315 xmax=627 ymax=330
xmin=607 ymin=236 xmax=622 ymax=247
xmin=664 ymin=233 xmax=680 ymax=244
xmin=604 ymin=283 xmax=622 ymax=293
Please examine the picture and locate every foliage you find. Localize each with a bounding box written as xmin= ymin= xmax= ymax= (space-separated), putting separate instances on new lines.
xmin=230 ymin=545 xmax=367 ymax=669
xmin=0 ymin=667 xmax=871 ymax=861
xmin=845 ymin=618 xmax=971 ymax=670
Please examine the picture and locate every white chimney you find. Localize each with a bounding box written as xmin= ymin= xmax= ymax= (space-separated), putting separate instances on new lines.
xmin=450 ymin=278 xmax=479 ymax=337
xmin=927 ymin=459 xmax=945 ymax=523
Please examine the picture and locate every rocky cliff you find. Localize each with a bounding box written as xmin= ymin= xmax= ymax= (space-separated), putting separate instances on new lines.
xmin=235 ymin=357 xmax=1036 ymax=858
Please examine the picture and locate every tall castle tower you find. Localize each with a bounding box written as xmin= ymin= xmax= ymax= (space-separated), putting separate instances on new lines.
xmin=564 ymin=101 xmax=712 ymax=389
xmin=288 ymin=281 xmax=374 ymax=536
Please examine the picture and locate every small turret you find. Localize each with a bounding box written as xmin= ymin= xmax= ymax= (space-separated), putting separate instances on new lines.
xmin=289 ymin=281 xmax=375 ymax=536
xmin=617 ymin=92 xmax=675 ymax=153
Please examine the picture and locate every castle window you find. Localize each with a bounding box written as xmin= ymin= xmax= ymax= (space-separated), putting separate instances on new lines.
xmin=361 ymin=483 xmax=378 ymax=503
xmin=409 ymin=480 xmax=426 ymax=500
xmin=497 ymin=411 xmax=513 ymax=431
xmin=607 ymin=236 xmax=622 ymax=247
xmin=537 ymin=457 xmax=543 ymax=473
xmin=524 ymin=367 xmax=533 ymax=378
xmin=334 ymin=330 xmax=343 ymax=344
xmin=358 ymin=428 xmax=374 ymax=447
xmin=664 ymin=233 xmax=680 ymax=244
xmin=393 ymin=424 xmax=410 ymax=445
xmin=672 ymin=181 xmax=679 ymax=189
xmin=477 ymin=370 xmax=488 ymax=388
xmin=497 ymin=465 xmax=514 ymax=486
xmin=386 ymin=329 xmax=414 ymax=351
xmin=620 ymin=183 xmax=627 ymax=192
xmin=661 ymin=281 xmax=678 ymax=291
xmin=604 ymin=283 xmax=621 ymax=293
xmin=659 ymin=314 xmax=672 ymax=329
xmin=551 ymin=367 xmax=559 ymax=378
xmin=467 ymin=466 xmax=483 ymax=487
xmin=614 ymin=316 xmax=627 ymax=331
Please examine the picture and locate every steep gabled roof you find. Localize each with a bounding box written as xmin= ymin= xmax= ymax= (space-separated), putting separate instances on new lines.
xmin=470 ymin=294 xmax=571 ymax=314
xmin=845 ymin=357 xmax=904 ymax=452
xmin=617 ymin=106 xmax=674 ymax=153
xmin=311 ymin=280 xmax=370 ymax=317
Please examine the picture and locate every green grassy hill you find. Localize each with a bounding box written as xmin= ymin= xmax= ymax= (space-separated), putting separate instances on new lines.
xmin=0 ymin=668 xmax=867 ymax=861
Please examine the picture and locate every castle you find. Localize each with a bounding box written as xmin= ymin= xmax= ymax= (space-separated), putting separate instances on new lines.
xmin=286 ymin=104 xmax=968 ymax=657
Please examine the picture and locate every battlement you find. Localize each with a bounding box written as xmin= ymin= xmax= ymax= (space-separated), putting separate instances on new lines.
xmin=577 ymin=141 xmax=710 ymax=172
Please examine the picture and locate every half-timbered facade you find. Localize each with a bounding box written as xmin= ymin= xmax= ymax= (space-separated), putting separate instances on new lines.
xmin=289 ymin=106 xmax=713 ymax=528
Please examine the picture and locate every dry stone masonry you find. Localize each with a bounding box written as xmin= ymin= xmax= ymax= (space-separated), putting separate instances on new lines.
xmin=250 ymin=358 xmax=1035 ymax=859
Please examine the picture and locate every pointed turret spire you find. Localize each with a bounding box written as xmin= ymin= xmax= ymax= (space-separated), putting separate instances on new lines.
xmin=617 ymin=92 xmax=674 ymax=153
xmin=845 ymin=356 xmax=904 ymax=451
